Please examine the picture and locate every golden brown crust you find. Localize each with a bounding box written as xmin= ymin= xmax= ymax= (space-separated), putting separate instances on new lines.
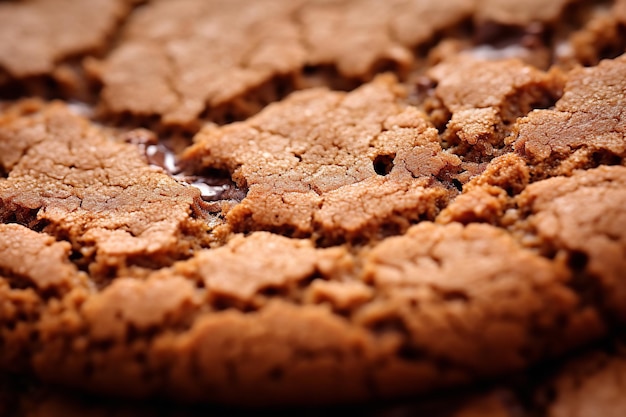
xmin=183 ymin=76 xmax=459 ymax=242
xmin=0 ymin=102 xmax=211 ymax=276
xmin=1 ymin=0 xmax=626 ymax=410
xmin=90 ymin=0 xmax=473 ymax=126
xmin=512 ymin=56 xmax=626 ymax=179
xmin=0 ymin=0 xmax=129 ymax=79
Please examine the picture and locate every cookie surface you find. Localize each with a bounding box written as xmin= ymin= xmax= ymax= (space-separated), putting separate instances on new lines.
xmin=90 ymin=0 xmax=473 ymax=126
xmin=183 ymin=75 xmax=459 ymax=242
xmin=1 ymin=0 xmax=626 ymax=410
xmin=0 ymin=104 xmax=616 ymax=402
xmin=0 ymin=0 xmax=131 ymax=98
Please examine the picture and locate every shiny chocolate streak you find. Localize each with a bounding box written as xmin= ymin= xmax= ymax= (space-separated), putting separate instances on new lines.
xmin=124 ymin=130 xmax=246 ymax=203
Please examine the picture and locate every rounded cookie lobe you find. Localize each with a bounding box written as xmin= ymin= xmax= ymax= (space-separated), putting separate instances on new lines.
xmin=82 ymin=276 xmax=201 ymax=342
xmin=515 ymin=166 xmax=626 ymax=323
xmin=0 ymin=102 xmax=210 ymax=276
xmin=360 ymin=222 xmax=604 ymax=384
xmin=170 ymin=232 xmax=352 ymax=305
xmin=512 ymin=55 xmax=626 ymax=179
xmin=183 ymin=76 xmax=460 ymax=242
xmin=0 ymin=223 xmax=84 ymax=293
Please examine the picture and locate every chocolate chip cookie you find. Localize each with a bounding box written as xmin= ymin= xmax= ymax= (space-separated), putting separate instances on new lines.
xmin=1 ymin=0 xmax=625 ymax=412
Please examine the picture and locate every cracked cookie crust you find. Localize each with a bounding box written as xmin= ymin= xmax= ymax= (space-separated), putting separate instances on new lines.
xmin=183 ymin=75 xmax=460 ymax=242
xmin=90 ymin=0 xmax=473 ymax=127
xmin=1 ymin=0 xmax=626 ymax=411
xmin=0 ymin=101 xmax=212 ymax=277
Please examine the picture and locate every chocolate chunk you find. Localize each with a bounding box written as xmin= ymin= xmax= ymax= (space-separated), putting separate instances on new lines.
xmin=1 ymin=0 xmax=626 ymax=411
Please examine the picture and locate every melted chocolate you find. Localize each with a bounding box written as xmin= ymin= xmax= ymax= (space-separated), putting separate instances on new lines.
xmin=146 ymin=144 xmax=179 ymax=174
xmin=182 ymin=175 xmax=247 ymax=203
xmin=125 ymin=130 xmax=247 ymax=204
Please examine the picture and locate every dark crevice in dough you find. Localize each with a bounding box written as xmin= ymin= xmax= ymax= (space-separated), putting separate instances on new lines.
xmin=373 ymin=154 xmax=396 ymax=177
xmin=0 ymin=205 xmax=48 ymax=232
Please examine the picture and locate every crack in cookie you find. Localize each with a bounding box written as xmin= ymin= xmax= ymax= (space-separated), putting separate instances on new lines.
xmin=183 ymin=75 xmax=462 ymax=243
xmin=0 ymin=101 xmax=212 ymax=278
xmin=512 ymin=55 xmax=626 ymax=180
xmin=90 ymin=0 xmax=473 ymax=127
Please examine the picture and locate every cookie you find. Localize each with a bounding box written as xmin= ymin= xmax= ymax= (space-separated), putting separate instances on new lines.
xmin=1 ymin=0 xmax=626 ymax=411
xmin=2 ymin=63 xmax=626 ymax=406
xmin=90 ymin=0 xmax=591 ymax=128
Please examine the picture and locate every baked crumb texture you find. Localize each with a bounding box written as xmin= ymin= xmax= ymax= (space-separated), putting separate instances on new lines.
xmin=0 ymin=0 xmax=625 ymax=412
xmin=0 ymin=0 xmax=624 ymax=127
